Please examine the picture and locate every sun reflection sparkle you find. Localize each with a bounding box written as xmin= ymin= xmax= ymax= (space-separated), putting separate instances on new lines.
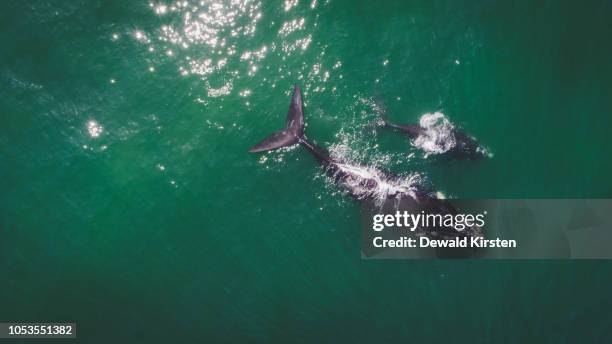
xmin=87 ymin=120 xmax=103 ymax=138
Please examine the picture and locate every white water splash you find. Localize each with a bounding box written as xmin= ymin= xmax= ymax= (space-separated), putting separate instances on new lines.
xmin=337 ymin=163 xmax=423 ymax=204
xmin=413 ymin=112 xmax=456 ymax=156
xmin=327 ymin=144 xmax=424 ymax=205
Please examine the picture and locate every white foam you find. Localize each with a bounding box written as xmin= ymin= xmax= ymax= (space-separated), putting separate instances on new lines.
xmin=331 ymin=162 xmax=422 ymax=204
xmin=326 ymin=140 xmax=423 ymax=204
xmin=413 ymin=112 xmax=456 ymax=156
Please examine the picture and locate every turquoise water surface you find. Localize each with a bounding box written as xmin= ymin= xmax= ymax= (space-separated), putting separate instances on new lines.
xmin=1 ymin=0 xmax=612 ymax=342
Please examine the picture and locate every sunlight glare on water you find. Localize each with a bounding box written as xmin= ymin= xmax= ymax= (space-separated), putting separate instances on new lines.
xmin=126 ymin=0 xmax=335 ymax=104
xmin=87 ymin=120 xmax=103 ymax=138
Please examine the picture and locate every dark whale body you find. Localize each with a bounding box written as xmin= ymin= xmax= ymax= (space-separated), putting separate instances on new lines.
xmin=380 ymin=113 xmax=486 ymax=160
xmin=250 ymin=86 xmax=482 ymax=257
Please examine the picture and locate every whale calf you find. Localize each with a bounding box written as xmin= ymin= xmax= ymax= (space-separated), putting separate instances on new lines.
xmin=376 ymin=104 xmax=488 ymax=159
xmin=250 ymin=85 xmax=483 ymax=256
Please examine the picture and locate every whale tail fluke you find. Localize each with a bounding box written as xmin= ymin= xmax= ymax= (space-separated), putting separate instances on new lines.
xmin=249 ymin=85 xmax=305 ymax=153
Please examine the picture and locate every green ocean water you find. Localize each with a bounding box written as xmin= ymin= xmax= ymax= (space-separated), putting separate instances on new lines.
xmin=1 ymin=0 xmax=612 ymax=342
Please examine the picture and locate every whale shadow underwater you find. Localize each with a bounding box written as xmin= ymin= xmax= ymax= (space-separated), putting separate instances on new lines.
xmin=250 ymin=85 xmax=483 ymax=258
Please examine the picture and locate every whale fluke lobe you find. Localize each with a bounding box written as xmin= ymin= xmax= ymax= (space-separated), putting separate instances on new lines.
xmin=249 ymin=130 xmax=299 ymax=152
xmin=286 ymin=84 xmax=304 ymax=138
xmin=249 ymin=85 xmax=305 ymax=153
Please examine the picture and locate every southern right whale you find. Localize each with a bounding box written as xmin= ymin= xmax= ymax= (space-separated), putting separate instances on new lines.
xmin=250 ymin=85 xmax=483 ymax=256
xmin=376 ymin=103 xmax=489 ymax=159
